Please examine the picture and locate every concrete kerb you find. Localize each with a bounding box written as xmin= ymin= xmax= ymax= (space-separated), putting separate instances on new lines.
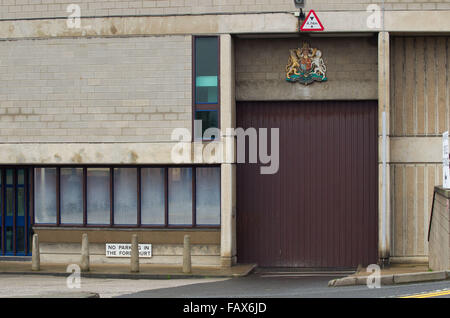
xmin=329 ymin=270 xmax=450 ymax=287
xmin=9 ymin=292 xmax=100 ymax=298
xmin=0 ymin=270 xmax=244 ymax=280
xmin=393 ymin=271 xmax=447 ymax=284
xmin=0 ymin=264 xmax=257 ymax=280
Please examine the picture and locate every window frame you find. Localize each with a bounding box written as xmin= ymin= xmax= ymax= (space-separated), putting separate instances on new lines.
xmin=31 ymin=165 xmax=221 ymax=229
xmin=192 ymin=35 xmax=221 ymax=142
xmin=0 ymin=167 xmax=32 ymax=256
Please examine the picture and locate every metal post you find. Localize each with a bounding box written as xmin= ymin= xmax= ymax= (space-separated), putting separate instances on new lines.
xmin=31 ymin=234 xmax=40 ymax=271
xmin=130 ymin=234 xmax=139 ymax=273
xmin=183 ymin=234 xmax=191 ymax=273
xmin=80 ymin=233 xmax=89 ymax=272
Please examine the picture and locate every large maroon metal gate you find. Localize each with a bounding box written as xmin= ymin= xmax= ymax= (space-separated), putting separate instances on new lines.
xmin=236 ymin=100 xmax=378 ymax=268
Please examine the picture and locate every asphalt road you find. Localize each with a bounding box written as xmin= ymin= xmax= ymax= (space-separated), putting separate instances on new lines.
xmin=1 ymin=271 xmax=449 ymax=298
xmin=118 ymin=271 xmax=450 ymax=298
xmin=0 ymin=274 xmax=227 ymax=298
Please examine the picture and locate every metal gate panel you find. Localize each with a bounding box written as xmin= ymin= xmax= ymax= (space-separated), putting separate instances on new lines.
xmin=236 ymin=100 xmax=378 ymax=268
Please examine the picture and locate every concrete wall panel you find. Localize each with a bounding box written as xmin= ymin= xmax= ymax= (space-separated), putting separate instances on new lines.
xmin=235 ymin=37 xmax=378 ymax=101
xmin=390 ymin=36 xmax=449 ymax=260
xmin=390 ymin=164 xmax=442 ymax=258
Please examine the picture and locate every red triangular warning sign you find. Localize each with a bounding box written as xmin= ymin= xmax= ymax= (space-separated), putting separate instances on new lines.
xmin=300 ymin=10 xmax=324 ymax=31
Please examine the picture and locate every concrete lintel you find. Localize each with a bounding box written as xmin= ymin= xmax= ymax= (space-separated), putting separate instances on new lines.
xmin=1 ymin=11 xmax=450 ymax=40
xmin=0 ymin=142 xmax=239 ymax=164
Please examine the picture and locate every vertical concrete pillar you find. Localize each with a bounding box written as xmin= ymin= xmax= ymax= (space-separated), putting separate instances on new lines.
xmin=183 ymin=234 xmax=192 ymax=273
xmin=221 ymin=163 xmax=237 ymax=267
xmin=31 ymin=234 xmax=40 ymax=271
xmin=220 ymin=34 xmax=236 ymax=137
xmin=220 ymin=33 xmax=237 ymax=268
xmin=80 ymin=233 xmax=89 ymax=272
xmin=130 ymin=234 xmax=139 ymax=273
xmin=378 ymin=31 xmax=391 ymax=262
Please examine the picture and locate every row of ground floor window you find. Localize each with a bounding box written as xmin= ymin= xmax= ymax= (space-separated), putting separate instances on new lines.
xmin=0 ymin=166 xmax=221 ymax=255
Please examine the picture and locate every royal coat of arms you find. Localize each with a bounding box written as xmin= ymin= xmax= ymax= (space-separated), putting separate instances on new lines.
xmin=285 ymin=42 xmax=327 ymax=85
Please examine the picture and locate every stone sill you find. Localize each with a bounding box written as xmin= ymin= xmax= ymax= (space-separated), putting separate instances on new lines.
xmin=33 ymin=226 xmax=220 ymax=232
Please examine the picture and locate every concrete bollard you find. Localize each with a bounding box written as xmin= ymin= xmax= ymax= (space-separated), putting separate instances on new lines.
xmin=31 ymin=234 xmax=40 ymax=271
xmin=130 ymin=234 xmax=139 ymax=273
xmin=80 ymin=233 xmax=90 ymax=272
xmin=183 ymin=234 xmax=192 ymax=273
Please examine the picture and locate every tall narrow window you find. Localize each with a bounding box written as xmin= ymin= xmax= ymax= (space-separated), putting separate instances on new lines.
xmin=196 ymin=167 xmax=221 ymax=225
xmin=114 ymin=168 xmax=138 ymax=225
xmin=168 ymin=167 xmax=192 ymax=225
xmin=141 ymin=168 xmax=165 ymax=225
xmin=60 ymin=168 xmax=83 ymax=224
xmin=86 ymin=168 xmax=110 ymax=225
xmin=34 ymin=168 xmax=57 ymax=224
xmin=194 ymin=36 xmax=220 ymax=140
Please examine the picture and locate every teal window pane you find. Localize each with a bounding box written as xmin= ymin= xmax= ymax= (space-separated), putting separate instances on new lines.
xmin=195 ymin=37 xmax=218 ymax=104
xmin=195 ymin=111 xmax=219 ymax=140
xmin=196 ymin=76 xmax=218 ymax=87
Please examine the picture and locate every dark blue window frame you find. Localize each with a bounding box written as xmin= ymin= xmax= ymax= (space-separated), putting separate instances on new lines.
xmin=0 ymin=167 xmax=31 ymax=256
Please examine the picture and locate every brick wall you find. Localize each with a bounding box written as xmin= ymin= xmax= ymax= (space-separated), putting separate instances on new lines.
xmin=1 ymin=0 xmax=449 ymax=20
xmin=0 ymin=35 xmax=191 ymax=142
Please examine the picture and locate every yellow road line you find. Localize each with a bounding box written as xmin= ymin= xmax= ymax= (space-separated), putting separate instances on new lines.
xmin=400 ymin=289 xmax=450 ymax=298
